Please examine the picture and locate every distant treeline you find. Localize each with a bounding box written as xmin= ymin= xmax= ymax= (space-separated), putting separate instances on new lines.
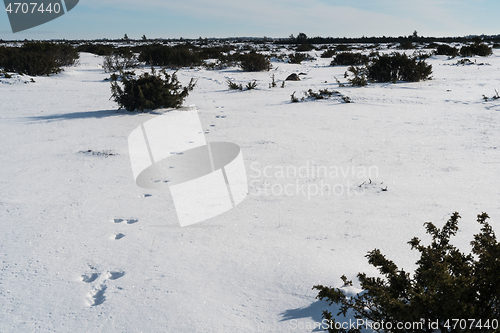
xmin=2 ymin=34 xmax=500 ymax=46
xmin=1 ymin=34 xmax=498 ymax=76
xmin=276 ymin=35 xmax=500 ymax=45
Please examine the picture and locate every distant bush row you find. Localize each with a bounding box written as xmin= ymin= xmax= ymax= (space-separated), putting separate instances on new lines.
xmin=436 ymin=42 xmax=492 ymax=57
xmin=0 ymin=41 xmax=79 ymax=76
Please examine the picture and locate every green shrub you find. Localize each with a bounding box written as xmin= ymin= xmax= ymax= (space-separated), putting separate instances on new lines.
xmin=239 ymin=51 xmax=271 ymax=71
xmin=296 ymin=43 xmax=315 ymax=52
xmin=102 ymin=49 xmax=139 ymax=73
xmin=367 ymin=52 xmax=432 ymax=83
xmin=335 ymin=45 xmax=351 ymax=52
xmin=331 ymin=52 xmax=368 ymax=66
xmin=138 ymin=44 xmax=203 ymax=67
xmin=288 ymin=52 xmax=314 ymax=64
xmin=321 ymin=49 xmax=336 ymax=58
xmin=345 ymin=66 xmax=368 ymax=86
xmin=314 ymin=212 xmax=500 ymax=333
xmin=460 ymin=43 xmax=492 ymax=57
xmin=245 ymin=80 xmax=257 ymax=90
xmin=77 ymin=43 xmax=115 ymax=56
xmin=110 ymin=67 xmax=196 ymax=111
xmin=198 ymin=45 xmax=235 ymax=59
xmin=0 ymin=41 xmax=79 ymax=76
xmin=227 ymin=79 xmax=242 ymax=90
xmin=436 ymin=44 xmax=459 ymax=57
xmin=398 ymin=41 xmax=415 ymax=49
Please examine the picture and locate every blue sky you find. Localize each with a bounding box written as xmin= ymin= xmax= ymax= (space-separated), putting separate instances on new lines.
xmin=1 ymin=0 xmax=499 ymax=40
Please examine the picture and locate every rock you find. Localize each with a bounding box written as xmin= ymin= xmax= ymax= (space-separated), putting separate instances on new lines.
xmin=285 ymin=73 xmax=300 ymax=81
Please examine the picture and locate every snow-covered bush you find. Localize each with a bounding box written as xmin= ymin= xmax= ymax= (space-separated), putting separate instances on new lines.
xmin=290 ymin=88 xmax=351 ymax=103
xmin=321 ymin=48 xmax=336 ymax=58
xmin=314 ymin=212 xmax=500 ymax=333
xmin=227 ymin=79 xmax=242 ymax=90
xmin=239 ymin=51 xmax=271 ymax=71
xmin=345 ymin=66 xmax=368 ymax=86
xmin=110 ymin=67 xmax=196 ymax=111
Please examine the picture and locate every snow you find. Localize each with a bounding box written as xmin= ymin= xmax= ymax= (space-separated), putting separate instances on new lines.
xmin=1 ymin=46 xmax=500 ymax=332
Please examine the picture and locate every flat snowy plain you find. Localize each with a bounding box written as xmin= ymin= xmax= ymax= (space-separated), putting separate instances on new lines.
xmin=1 ymin=43 xmax=500 ymax=332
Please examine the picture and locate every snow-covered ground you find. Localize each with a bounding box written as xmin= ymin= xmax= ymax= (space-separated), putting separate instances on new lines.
xmin=1 ymin=46 xmax=500 ymax=332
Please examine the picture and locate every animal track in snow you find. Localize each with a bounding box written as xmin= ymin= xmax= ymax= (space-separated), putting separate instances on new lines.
xmin=113 ymin=233 xmax=125 ymax=240
xmin=106 ymin=271 xmax=125 ymax=280
xmin=112 ymin=218 xmax=138 ymax=224
xmin=86 ymin=284 xmax=107 ymax=306
xmin=81 ymin=273 xmax=99 ymax=283
xmin=82 ymin=269 xmax=125 ymax=306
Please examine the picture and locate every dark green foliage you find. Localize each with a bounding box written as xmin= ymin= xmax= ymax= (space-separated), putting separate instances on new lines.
xmin=288 ymin=52 xmax=314 ymax=64
xmin=275 ymin=35 xmax=500 ymax=46
xmin=0 ymin=41 xmax=79 ymax=76
xmin=77 ymin=43 xmax=115 ymax=56
xmin=314 ymin=212 xmax=500 ymax=333
xmin=460 ymin=43 xmax=492 ymax=57
xmin=138 ymin=44 xmax=203 ymax=67
xmin=398 ymin=41 xmax=415 ymax=49
xmin=198 ymin=45 xmax=235 ymax=60
xmin=102 ymin=49 xmax=139 ymax=73
xmin=335 ymin=45 xmax=351 ymax=52
xmin=345 ymin=66 xmax=368 ymax=86
xmin=306 ymin=88 xmax=331 ymax=99
xmin=296 ymin=43 xmax=315 ymax=52
xmin=296 ymin=33 xmax=308 ymax=44
xmin=413 ymin=51 xmax=433 ymax=60
xmin=245 ymin=80 xmax=257 ymax=90
xmin=436 ymin=44 xmax=459 ymax=57
xmin=321 ymin=49 xmax=336 ymax=58
xmin=367 ymin=52 xmax=432 ymax=83
xmin=227 ymin=79 xmax=242 ymax=90
xmin=331 ymin=52 xmax=369 ymax=66
xmin=227 ymin=79 xmax=257 ymax=91
xmin=110 ymin=68 xmax=196 ymax=111
xmin=239 ymin=51 xmax=271 ymax=72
